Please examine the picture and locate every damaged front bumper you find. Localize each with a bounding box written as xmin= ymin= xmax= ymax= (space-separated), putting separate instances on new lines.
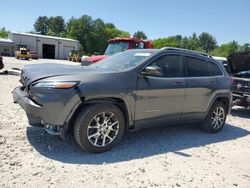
xmin=12 ymin=86 xmax=81 ymax=135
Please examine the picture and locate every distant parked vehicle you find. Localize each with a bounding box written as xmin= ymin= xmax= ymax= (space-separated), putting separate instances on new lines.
xmin=30 ymin=52 xmax=39 ymax=60
xmin=227 ymin=52 xmax=250 ymax=108
xmin=0 ymin=56 xmax=4 ymax=70
xmin=213 ymin=53 xmax=250 ymax=108
xmin=15 ymin=48 xmax=31 ymax=60
xmin=81 ymin=37 xmax=154 ymax=66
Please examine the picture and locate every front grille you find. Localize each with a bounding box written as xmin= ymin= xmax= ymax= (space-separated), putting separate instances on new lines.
xmin=233 ymin=79 xmax=250 ymax=94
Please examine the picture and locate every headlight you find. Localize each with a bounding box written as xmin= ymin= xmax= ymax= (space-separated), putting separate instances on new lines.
xmin=33 ymin=81 xmax=79 ymax=89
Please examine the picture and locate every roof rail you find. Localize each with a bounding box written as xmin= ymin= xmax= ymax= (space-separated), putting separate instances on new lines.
xmin=160 ymin=47 xmax=212 ymax=58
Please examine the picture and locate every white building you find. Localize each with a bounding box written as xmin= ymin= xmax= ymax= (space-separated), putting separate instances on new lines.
xmin=0 ymin=38 xmax=13 ymax=56
xmin=8 ymin=32 xmax=79 ymax=59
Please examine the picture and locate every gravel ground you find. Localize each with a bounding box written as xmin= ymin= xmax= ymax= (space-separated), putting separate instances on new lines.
xmin=0 ymin=57 xmax=250 ymax=188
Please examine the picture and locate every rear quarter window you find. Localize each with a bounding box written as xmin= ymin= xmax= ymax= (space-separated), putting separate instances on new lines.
xmin=208 ymin=61 xmax=223 ymax=76
xmin=185 ymin=57 xmax=210 ymax=77
xmin=185 ymin=56 xmax=223 ymax=77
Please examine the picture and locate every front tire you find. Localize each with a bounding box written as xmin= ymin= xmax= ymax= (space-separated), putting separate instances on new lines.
xmin=202 ymin=101 xmax=227 ymax=133
xmin=74 ymin=104 xmax=125 ymax=153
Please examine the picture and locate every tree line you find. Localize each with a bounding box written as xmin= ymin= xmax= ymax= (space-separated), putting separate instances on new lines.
xmin=1 ymin=14 xmax=249 ymax=57
xmin=33 ymin=15 xmax=149 ymax=55
xmin=153 ymin=33 xmax=250 ymax=57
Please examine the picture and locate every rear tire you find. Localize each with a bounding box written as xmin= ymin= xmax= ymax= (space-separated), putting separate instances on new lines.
xmin=202 ymin=101 xmax=227 ymax=133
xmin=74 ymin=104 xmax=125 ymax=153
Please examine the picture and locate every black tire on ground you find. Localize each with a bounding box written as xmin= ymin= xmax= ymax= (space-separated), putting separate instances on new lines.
xmin=74 ymin=104 xmax=125 ymax=153
xmin=202 ymin=101 xmax=227 ymax=133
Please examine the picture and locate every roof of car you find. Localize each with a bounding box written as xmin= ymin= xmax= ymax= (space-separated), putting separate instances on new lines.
xmin=129 ymin=47 xmax=217 ymax=61
xmin=128 ymin=49 xmax=160 ymax=53
xmin=161 ymin=47 xmax=213 ymax=58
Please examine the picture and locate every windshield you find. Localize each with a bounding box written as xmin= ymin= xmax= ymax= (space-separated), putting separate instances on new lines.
xmin=89 ymin=50 xmax=155 ymax=71
xmin=104 ymin=41 xmax=129 ymax=55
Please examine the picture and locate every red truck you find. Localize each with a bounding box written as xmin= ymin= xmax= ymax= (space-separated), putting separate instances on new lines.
xmin=81 ymin=37 xmax=153 ymax=66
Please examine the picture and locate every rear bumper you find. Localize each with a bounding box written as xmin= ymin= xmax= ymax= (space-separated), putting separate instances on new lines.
xmin=12 ymin=86 xmax=81 ymax=127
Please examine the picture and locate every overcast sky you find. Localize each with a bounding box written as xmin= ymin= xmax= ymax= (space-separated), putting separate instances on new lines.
xmin=0 ymin=0 xmax=249 ymax=44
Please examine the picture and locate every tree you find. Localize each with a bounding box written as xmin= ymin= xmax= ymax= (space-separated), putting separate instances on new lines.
xmin=153 ymin=35 xmax=183 ymax=49
xmin=133 ymin=31 xmax=147 ymax=39
xmin=198 ymin=32 xmax=217 ymax=53
xmin=241 ymin=43 xmax=250 ymax=51
xmin=66 ymin=15 xmax=94 ymax=54
xmin=48 ymin=16 xmax=65 ymax=36
xmin=211 ymin=41 xmax=239 ymax=57
xmin=66 ymin=15 xmax=130 ymax=54
xmin=34 ymin=16 xmax=49 ymax=35
xmin=0 ymin=27 xmax=9 ymax=38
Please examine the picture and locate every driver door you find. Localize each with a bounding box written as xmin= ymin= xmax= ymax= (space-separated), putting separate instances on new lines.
xmin=134 ymin=55 xmax=186 ymax=129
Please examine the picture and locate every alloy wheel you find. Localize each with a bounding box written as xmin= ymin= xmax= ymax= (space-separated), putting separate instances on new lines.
xmin=87 ymin=112 xmax=119 ymax=147
xmin=211 ymin=107 xmax=225 ymax=129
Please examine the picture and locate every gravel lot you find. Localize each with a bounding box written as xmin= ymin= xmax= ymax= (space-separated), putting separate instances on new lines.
xmin=0 ymin=57 xmax=250 ymax=188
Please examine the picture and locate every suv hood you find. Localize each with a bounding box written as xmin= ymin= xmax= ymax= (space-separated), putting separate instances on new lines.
xmin=20 ymin=63 xmax=113 ymax=86
xmin=228 ymin=52 xmax=250 ymax=74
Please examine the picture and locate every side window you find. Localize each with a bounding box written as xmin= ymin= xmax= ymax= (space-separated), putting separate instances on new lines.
xmin=132 ymin=42 xmax=139 ymax=49
xmin=209 ymin=62 xmax=223 ymax=76
xmin=150 ymin=55 xmax=183 ymax=77
xmin=185 ymin=57 xmax=210 ymax=77
xmin=138 ymin=42 xmax=144 ymax=49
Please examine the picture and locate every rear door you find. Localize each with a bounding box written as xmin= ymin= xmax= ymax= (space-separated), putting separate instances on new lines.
xmin=135 ymin=54 xmax=186 ymax=128
xmin=182 ymin=56 xmax=222 ymax=120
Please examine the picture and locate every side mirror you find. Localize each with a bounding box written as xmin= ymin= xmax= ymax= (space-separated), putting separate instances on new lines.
xmin=141 ymin=66 xmax=163 ymax=77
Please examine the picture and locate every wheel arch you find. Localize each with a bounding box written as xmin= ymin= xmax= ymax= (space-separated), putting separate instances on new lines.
xmin=64 ymin=97 xmax=133 ymax=133
xmin=206 ymin=94 xmax=232 ymax=116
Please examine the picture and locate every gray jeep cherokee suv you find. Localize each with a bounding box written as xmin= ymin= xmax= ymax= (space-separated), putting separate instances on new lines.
xmin=13 ymin=47 xmax=232 ymax=153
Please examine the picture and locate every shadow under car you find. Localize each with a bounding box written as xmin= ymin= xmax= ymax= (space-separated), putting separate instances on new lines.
xmin=26 ymin=122 xmax=249 ymax=164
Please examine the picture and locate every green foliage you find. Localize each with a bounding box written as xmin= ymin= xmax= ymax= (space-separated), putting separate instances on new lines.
xmin=34 ymin=16 xmax=65 ymax=36
xmin=153 ymin=36 xmax=181 ymax=49
xmin=198 ymin=32 xmax=217 ymax=52
xmin=34 ymin=16 xmax=49 ymax=35
xmin=48 ymin=16 xmax=65 ymax=36
xmin=133 ymin=31 xmax=147 ymax=39
xmin=66 ymin=15 xmax=130 ymax=54
xmin=240 ymin=43 xmax=250 ymax=51
xmin=152 ymin=33 xmax=250 ymax=57
xmin=31 ymin=15 xmax=250 ymax=56
xmin=211 ymin=41 xmax=239 ymax=57
xmin=0 ymin=27 xmax=9 ymax=38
